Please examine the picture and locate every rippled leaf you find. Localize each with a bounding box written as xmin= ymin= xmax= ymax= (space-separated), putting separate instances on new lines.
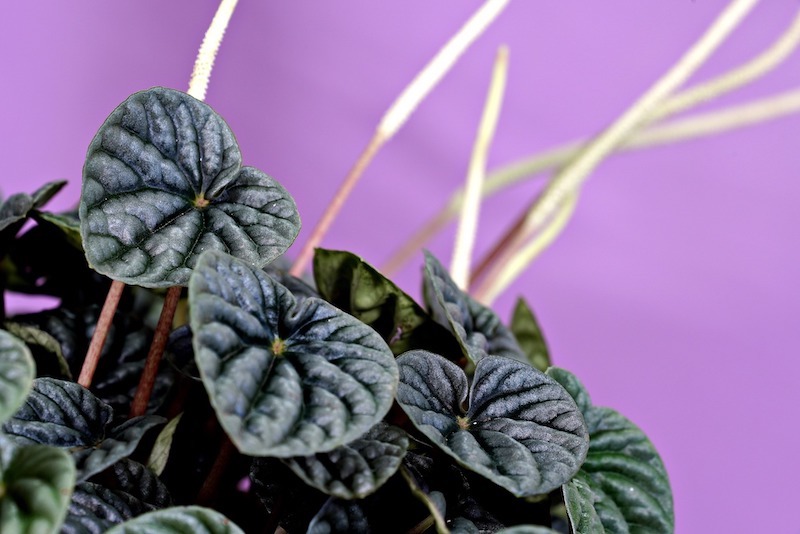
xmin=80 ymin=87 xmax=300 ymax=287
xmin=0 ymin=330 xmax=35 ymax=424
xmin=510 ymin=298 xmax=550 ymax=372
xmin=548 ymin=368 xmax=674 ymax=533
xmin=422 ymin=252 xmax=525 ymax=363
xmin=106 ymin=506 xmax=244 ymax=534
xmin=396 ymin=351 xmax=588 ymax=496
xmin=63 ymin=459 xmax=172 ymax=534
xmin=314 ymin=249 xmax=460 ymax=356
xmin=307 ymin=499 xmax=370 ymax=534
xmin=562 ymin=474 xmax=603 ymax=533
xmin=3 ymin=378 xmax=164 ymax=481
xmin=284 ymin=422 xmax=408 ymax=499
xmin=189 ymin=250 xmax=398 ymax=457
xmin=0 ymin=437 xmax=75 ymax=534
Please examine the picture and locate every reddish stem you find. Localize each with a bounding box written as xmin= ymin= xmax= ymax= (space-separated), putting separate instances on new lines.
xmin=196 ymin=436 xmax=236 ymax=506
xmin=78 ymin=280 xmax=126 ymax=388
xmin=289 ymin=134 xmax=385 ymax=277
xmin=129 ymin=285 xmax=182 ymax=417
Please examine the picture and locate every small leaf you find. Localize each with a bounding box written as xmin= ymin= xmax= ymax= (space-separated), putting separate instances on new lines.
xmin=105 ymin=506 xmax=245 ymax=534
xmin=3 ymin=321 xmax=72 ymax=379
xmin=422 ymin=252 xmax=525 ymax=363
xmin=35 ymin=210 xmax=83 ymax=250
xmin=562 ymin=474 xmax=603 ymax=534
xmin=307 ymin=499 xmax=370 ymax=534
xmin=497 ymin=526 xmax=561 ymax=534
xmin=0 ymin=329 xmax=36 ymax=424
xmin=80 ymin=87 xmax=301 ymax=288
xmin=3 ymin=378 xmax=165 ymax=481
xmin=63 ymin=459 xmax=172 ymax=533
xmin=0 ymin=180 xmax=66 ymax=233
xmin=548 ymin=368 xmax=674 ymax=533
xmin=284 ymin=422 xmax=409 ymax=499
xmin=510 ymin=298 xmax=551 ymax=372
xmin=189 ymin=250 xmax=398 ymax=457
xmin=313 ymin=249 xmax=460 ymax=356
xmin=0 ymin=437 xmax=76 ymax=534
xmin=396 ymin=351 xmax=588 ymax=497
xmin=147 ymin=413 xmax=183 ymax=476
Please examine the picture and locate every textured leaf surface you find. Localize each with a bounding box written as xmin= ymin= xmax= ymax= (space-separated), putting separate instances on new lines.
xmin=0 ymin=438 xmax=76 ymax=534
xmin=510 ymin=298 xmax=551 ymax=372
xmin=106 ymin=506 xmax=244 ymax=534
xmin=3 ymin=378 xmax=164 ymax=481
xmin=422 ymin=252 xmax=525 ymax=363
xmin=307 ymin=499 xmax=370 ymax=534
xmin=80 ymin=87 xmax=300 ymax=287
xmin=313 ymin=249 xmax=460 ymax=356
xmin=548 ymin=368 xmax=674 ymax=533
xmin=563 ymin=474 xmax=604 ymax=533
xmin=284 ymin=422 xmax=409 ymax=499
xmin=0 ymin=330 xmax=35 ymax=424
xmin=189 ymin=251 xmax=398 ymax=457
xmin=63 ymin=459 xmax=172 ymax=534
xmin=0 ymin=180 xmax=66 ymax=233
xmin=396 ymin=351 xmax=588 ymax=496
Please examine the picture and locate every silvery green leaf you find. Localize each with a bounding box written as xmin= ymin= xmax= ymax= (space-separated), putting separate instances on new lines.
xmin=189 ymin=251 xmax=398 ymax=457
xmin=562 ymin=474 xmax=604 ymax=534
xmin=3 ymin=378 xmax=164 ymax=481
xmin=105 ymin=506 xmax=244 ymax=534
xmin=0 ymin=329 xmax=35 ymax=424
xmin=0 ymin=437 xmax=75 ymax=534
xmin=422 ymin=252 xmax=525 ymax=363
xmin=313 ymin=249 xmax=460 ymax=356
xmin=396 ymin=351 xmax=588 ymax=497
xmin=284 ymin=422 xmax=409 ymax=499
xmin=510 ymin=298 xmax=551 ymax=372
xmin=80 ymin=87 xmax=300 ymax=288
xmin=548 ymin=368 xmax=674 ymax=533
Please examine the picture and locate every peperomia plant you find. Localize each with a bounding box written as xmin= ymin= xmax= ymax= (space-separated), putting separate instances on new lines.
xmin=0 ymin=1 xmax=683 ymax=532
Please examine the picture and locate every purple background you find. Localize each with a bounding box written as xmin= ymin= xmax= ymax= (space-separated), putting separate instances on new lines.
xmin=2 ymin=2 xmax=798 ymax=531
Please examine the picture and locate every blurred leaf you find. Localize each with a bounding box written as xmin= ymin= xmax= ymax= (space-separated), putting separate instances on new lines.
xmin=0 ymin=330 xmax=35 ymax=424
xmin=79 ymin=87 xmax=300 ymax=288
xmin=189 ymin=251 xmax=398 ymax=457
xmin=105 ymin=506 xmax=245 ymax=534
xmin=3 ymin=321 xmax=72 ymax=379
xmin=510 ymin=298 xmax=550 ymax=372
xmin=307 ymin=499 xmax=371 ymax=534
xmin=396 ymin=351 xmax=588 ymax=497
xmin=147 ymin=413 xmax=183 ymax=476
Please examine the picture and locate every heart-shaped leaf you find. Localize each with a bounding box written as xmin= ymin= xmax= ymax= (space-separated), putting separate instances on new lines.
xmin=3 ymin=377 xmax=165 ymax=481
xmin=63 ymin=459 xmax=172 ymax=534
xmin=510 ymin=298 xmax=551 ymax=372
xmin=0 ymin=437 xmax=76 ymax=534
xmin=396 ymin=351 xmax=588 ymax=497
xmin=313 ymin=249 xmax=461 ymax=357
xmin=548 ymin=368 xmax=674 ymax=533
xmin=105 ymin=506 xmax=245 ymax=534
xmin=422 ymin=252 xmax=525 ymax=363
xmin=284 ymin=422 xmax=409 ymax=499
xmin=80 ymin=87 xmax=300 ymax=288
xmin=189 ymin=250 xmax=398 ymax=457
xmin=0 ymin=330 xmax=35 ymax=424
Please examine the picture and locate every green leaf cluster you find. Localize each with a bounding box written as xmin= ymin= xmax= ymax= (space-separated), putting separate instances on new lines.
xmin=0 ymin=87 xmax=673 ymax=533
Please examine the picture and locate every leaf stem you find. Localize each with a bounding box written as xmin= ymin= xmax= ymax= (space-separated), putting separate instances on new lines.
xmin=450 ymin=45 xmax=509 ymax=290
xmin=196 ymin=435 xmax=236 ymax=506
xmin=78 ymin=280 xmax=125 ymax=388
xmin=187 ymin=0 xmax=240 ymax=101
xmin=129 ymin=285 xmax=182 ymax=417
xmin=288 ymin=0 xmax=511 ymax=277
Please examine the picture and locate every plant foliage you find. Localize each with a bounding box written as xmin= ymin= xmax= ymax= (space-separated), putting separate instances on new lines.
xmin=0 ymin=87 xmax=673 ymax=533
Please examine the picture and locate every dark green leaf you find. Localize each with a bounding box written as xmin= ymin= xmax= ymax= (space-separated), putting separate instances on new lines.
xmin=0 ymin=330 xmax=35 ymax=424
xmin=63 ymin=459 xmax=172 ymax=534
xmin=0 ymin=180 xmax=66 ymax=233
xmin=80 ymin=87 xmax=301 ymax=288
xmin=35 ymin=210 xmax=83 ymax=250
xmin=105 ymin=506 xmax=245 ymax=534
xmin=497 ymin=526 xmax=561 ymax=534
xmin=3 ymin=378 xmax=165 ymax=481
xmin=562 ymin=474 xmax=603 ymax=534
xmin=548 ymin=368 xmax=674 ymax=533
xmin=3 ymin=321 xmax=72 ymax=379
xmin=313 ymin=249 xmax=460 ymax=356
xmin=284 ymin=422 xmax=409 ymax=499
xmin=307 ymin=499 xmax=370 ymax=534
xmin=396 ymin=351 xmax=588 ymax=497
xmin=189 ymin=251 xmax=398 ymax=457
xmin=0 ymin=437 xmax=75 ymax=534
xmin=250 ymin=459 xmax=328 ymax=534
xmin=510 ymin=298 xmax=551 ymax=372
xmin=422 ymin=252 xmax=525 ymax=363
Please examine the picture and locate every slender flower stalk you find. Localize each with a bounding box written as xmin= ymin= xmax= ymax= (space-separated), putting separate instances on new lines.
xmin=188 ymin=0 xmax=240 ymax=101
xmin=288 ymin=0 xmax=512 ymax=277
xmin=472 ymin=0 xmax=760 ymax=302
xmin=450 ymin=46 xmax=509 ymax=289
